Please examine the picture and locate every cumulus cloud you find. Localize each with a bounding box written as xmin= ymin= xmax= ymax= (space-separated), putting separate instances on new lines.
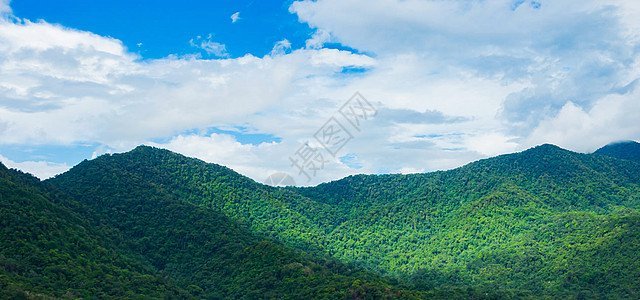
xmin=0 ymin=14 xmax=380 ymax=183
xmin=525 ymin=88 xmax=640 ymax=152
xmin=292 ymin=0 xmax=617 ymax=56
xmin=150 ymin=133 xmax=275 ymax=181
xmin=149 ymin=133 xmax=354 ymax=186
xmin=291 ymin=0 xmax=640 ymax=132
xmin=294 ymin=0 xmax=638 ymax=144
xmin=305 ymin=29 xmax=331 ymax=49
xmin=1 ymin=0 xmax=639 ymax=184
xmin=0 ymin=18 xmax=375 ymax=145
xmin=0 ymin=154 xmax=70 ymax=179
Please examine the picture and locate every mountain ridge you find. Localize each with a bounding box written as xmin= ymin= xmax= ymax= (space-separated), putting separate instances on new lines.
xmin=49 ymin=142 xmax=640 ymax=297
xmin=0 ymin=162 xmax=191 ymax=298
xmin=1 ymin=159 xmax=424 ymax=299
xmin=594 ymin=140 xmax=640 ymax=164
xmin=3 ymin=142 xmax=640 ymax=298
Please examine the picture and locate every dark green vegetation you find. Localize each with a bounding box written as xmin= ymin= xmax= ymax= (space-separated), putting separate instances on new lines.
xmin=1 ymin=162 xmax=418 ymax=299
xmin=296 ymin=144 xmax=640 ymax=298
xmin=595 ymin=140 xmax=640 ymax=163
xmin=0 ymin=163 xmax=188 ymax=298
xmin=2 ymin=142 xmax=640 ymax=299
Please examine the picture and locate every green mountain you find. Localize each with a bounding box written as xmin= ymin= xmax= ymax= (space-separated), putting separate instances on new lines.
xmin=2 ymin=143 xmax=640 ymax=298
xmin=594 ymin=140 xmax=640 ymax=163
xmin=1 ymin=157 xmax=420 ymax=299
xmin=296 ymin=144 xmax=640 ymax=297
xmin=0 ymin=163 xmax=189 ymax=298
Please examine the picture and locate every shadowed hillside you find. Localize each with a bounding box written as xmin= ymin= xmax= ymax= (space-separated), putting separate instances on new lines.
xmin=595 ymin=140 xmax=640 ymax=164
xmin=2 ymin=142 xmax=640 ymax=298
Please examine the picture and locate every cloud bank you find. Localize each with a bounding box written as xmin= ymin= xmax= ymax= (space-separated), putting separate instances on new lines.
xmin=1 ymin=0 xmax=639 ymax=185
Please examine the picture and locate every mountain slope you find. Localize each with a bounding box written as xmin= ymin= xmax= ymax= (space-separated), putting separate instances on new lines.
xmin=0 ymin=163 xmax=188 ymax=299
xmin=54 ymin=146 xmax=335 ymax=252
xmin=594 ymin=140 xmax=640 ymax=163
xmin=45 ymin=143 xmax=640 ymax=298
xmin=49 ymin=148 xmax=423 ymax=299
xmin=295 ymin=144 xmax=640 ymax=297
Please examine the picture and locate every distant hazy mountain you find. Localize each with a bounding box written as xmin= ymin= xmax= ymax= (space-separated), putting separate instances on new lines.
xmin=2 ymin=142 xmax=640 ymax=298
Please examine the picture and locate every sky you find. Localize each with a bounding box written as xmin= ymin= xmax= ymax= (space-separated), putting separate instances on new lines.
xmin=0 ymin=0 xmax=639 ymax=186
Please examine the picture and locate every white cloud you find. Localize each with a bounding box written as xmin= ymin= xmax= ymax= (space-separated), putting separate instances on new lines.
xmin=396 ymin=167 xmax=424 ymax=175
xmin=305 ymin=29 xmax=331 ymax=49
xmin=0 ymin=19 xmax=126 ymax=56
xmin=0 ymin=154 xmax=70 ymax=179
xmin=190 ymin=34 xmax=229 ymax=57
xmin=1 ymin=0 xmax=639 ymax=185
xmin=292 ymin=0 xmax=615 ymax=55
xmin=149 ymin=133 xmax=354 ymax=186
xmin=149 ymin=133 xmax=274 ymax=181
xmin=525 ymin=90 xmax=640 ymax=152
xmin=270 ymin=39 xmax=291 ymax=56
xmin=0 ymin=15 xmax=380 ymax=184
xmin=309 ymin=48 xmax=375 ymax=67
xmin=231 ymin=12 xmax=240 ymax=23
xmin=0 ymin=18 xmax=375 ymax=147
xmin=291 ymin=0 xmax=639 ymax=131
xmin=464 ymin=132 xmax=519 ymax=157
xmin=0 ymin=0 xmax=11 ymax=17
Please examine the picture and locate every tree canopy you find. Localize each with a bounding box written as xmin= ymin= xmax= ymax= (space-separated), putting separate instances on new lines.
xmin=2 ymin=142 xmax=639 ymax=298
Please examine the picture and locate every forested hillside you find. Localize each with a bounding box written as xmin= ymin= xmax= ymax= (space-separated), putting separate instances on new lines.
xmin=595 ymin=140 xmax=640 ymax=163
xmin=2 ymin=142 xmax=640 ymax=298
xmin=296 ymin=145 xmax=640 ymax=297
xmin=2 ymin=160 xmax=420 ymax=299
xmin=0 ymin=163 xmax=189 ymax=298
xmin=49 ymin=153 xmax=420 ymax=299
xmin=47 ymin=144 xmax=640 ymax=298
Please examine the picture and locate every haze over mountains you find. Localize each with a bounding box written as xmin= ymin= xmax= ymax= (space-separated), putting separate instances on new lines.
xmin=1 ymin=141 xmax=640 ymax=299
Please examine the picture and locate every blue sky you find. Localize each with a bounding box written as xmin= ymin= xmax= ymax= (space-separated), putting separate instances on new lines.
xmin=11 ymin=0 xmax=313 ymax=59
xmin=1 ymin=0 xmax=639 ymax=185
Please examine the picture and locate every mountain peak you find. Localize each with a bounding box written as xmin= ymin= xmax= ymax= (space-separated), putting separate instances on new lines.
xmin=130 ymin=144 xmax=165 ymax=153
xmin=598 ymin=140 xmax=640 ymax=149
xmin=532 ymin=143 xmax=563 ymax=151
xmin=520 ymin=143 xmax=569 ymax=156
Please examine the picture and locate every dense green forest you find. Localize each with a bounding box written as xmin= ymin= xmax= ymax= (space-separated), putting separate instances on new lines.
xmin=594 ymin=140 xmax=640 ymax=163
xmin=1 ymin=141 xmax=639 ymax=298
xmin=1 ymin=163 xmax=421 ymax=299
xmin=0 ymin=163 xmax=189 ymax=298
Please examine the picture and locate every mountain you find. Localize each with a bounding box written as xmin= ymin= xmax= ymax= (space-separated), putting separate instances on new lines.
xmin=0 ymin=163 xmax=189 ymax=298
xmin=1 ymin=159 xmax=421 ymax=298
xmin=2 ymin=142 xmax=640 ymax=298
xmin=594 ymin=140 xmax=640 ymax=163
xmin=295 ymin=144 xmax=640 ymax=297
